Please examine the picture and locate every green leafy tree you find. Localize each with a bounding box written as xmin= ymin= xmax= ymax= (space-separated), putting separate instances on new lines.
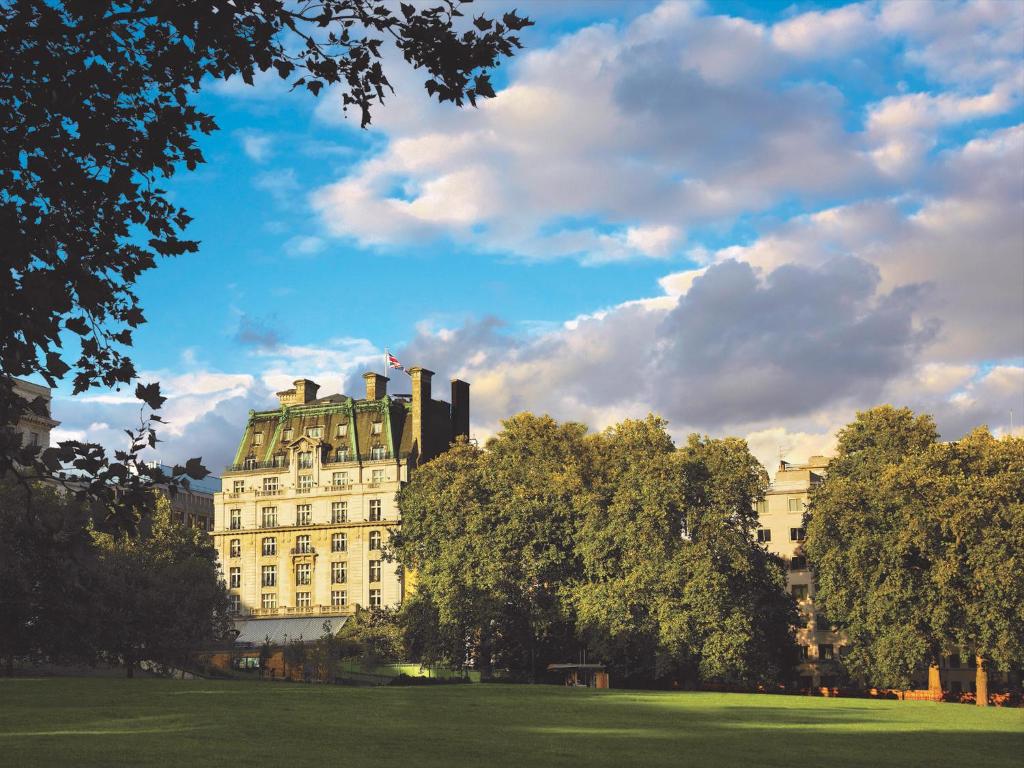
xmin=0 ymin=476 xmax=98 ymax=674
xmin=573 ymin=423 xmax=797 ymax=686
xmin=1 ymin=0 xmax=531 ymax=522
xmin=394 ymin=417 xmax=587 ymax=677
xmin=805 ymin=406 xmax=954 ymax=691
xmin=93 ymin=494 xmax=231 ymax=676
xmin=881 ymin=428 xmax=1024 ymax=704
xmin=395 ymin=414 xmax=798 ymax=686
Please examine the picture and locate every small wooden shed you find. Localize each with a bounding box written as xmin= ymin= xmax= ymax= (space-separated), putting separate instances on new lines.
xmin=547 ymin=663 xmax=609 ymax=689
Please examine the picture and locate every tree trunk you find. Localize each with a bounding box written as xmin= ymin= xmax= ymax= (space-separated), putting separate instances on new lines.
xmin=927 ymin=663 xmax=942 ymax=696
xmin=125 ymin=651 xmax=134 ymax=678
xmin=975 ymin=656 xmax=988 ymax=707
xmin=5 ymin=654 xmax=13 ymax=678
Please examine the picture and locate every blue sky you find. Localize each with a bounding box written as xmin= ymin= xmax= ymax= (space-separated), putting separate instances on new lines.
xmin=53 ymin=0 xmax=1024 ymax=473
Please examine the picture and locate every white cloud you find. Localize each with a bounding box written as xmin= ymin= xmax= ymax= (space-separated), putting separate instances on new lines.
xmin=239 ymin=131 xmax=274 ymax=163
xmin=283 ymin=235 xmax=326 ymax=258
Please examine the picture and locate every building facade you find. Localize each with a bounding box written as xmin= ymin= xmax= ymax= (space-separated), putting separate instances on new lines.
xmin=212 ymin=367 xmax=468 ymax=619
xmin=755 ymin=456 xmax=844 ymax=688
xmin=9 ymin=377 xmax=60 ymax=450
xmin=145 ymin=461 xmax=220 ymax=531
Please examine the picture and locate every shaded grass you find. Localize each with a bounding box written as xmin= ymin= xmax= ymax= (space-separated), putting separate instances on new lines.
xmin=1 ymin=678 xmax=1021 ymax=767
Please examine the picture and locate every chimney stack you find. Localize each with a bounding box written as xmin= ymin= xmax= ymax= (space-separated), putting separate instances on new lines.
xmin=363 ymin=372 xmax=388 ymax=400
xmin=277 ymin=378 xmax=320 ymax=407
xmin=408 ymin=366 xmax=434 ymax=463
xmin=451 ymin=378 xmax=470 ymax=442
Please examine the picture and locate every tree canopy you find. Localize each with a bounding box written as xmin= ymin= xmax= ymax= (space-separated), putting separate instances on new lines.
xmin=392 ymin=413 xmax=798 ymax=686
xmin=1 ymin=0 xmax=530 ymax=522
xmin=805 ymin=406 xmax=1024 ymax=699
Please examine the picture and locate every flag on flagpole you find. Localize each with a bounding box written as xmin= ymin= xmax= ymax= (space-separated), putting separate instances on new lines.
xmin=385 ymin=349 xmax=404 ymax=371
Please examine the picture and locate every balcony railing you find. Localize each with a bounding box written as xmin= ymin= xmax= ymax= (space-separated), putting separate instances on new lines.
xmin=225 ymin=460 xmax=289 ymax=472
xmin=255 ymin=488 xmax=280 ymax=497
xmin=290 ymin=546 xmax=316 ymax=555
xmin=245 ymin=604 xmax=353 ymax=618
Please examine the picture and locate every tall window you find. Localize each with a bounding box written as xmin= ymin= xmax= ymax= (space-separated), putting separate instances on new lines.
xmin=799 ymin=645 xmax=810 ymax=661
xmin=272 ymin=453 xmax=286 ymax=467
xmin=790 ymin=555 xmax=807 ymax=570
xmin=282 ymin=428 xmax=293 ymax=441
xmin=296 ymin=504 xmax=312 ymax=526
xmin=298 ymin=474 xmax=314 ymax=493
xmin=252 ymin=432 xmax=263 ymax=446
xmin=331 ymin=501 xmax=348 ymax=523
xmin=296 ymin=563 xmax=311 ymax=586
xmin=263 ymin=477 xmax=278 ymax=494
xmin=295 ymin=535 xmax=312 ymax=554
xmin=371 ymin=469 xmax=385 ymax=484
xmin=331 ymin=561 xmax=347 ymax=584
xmin=332 ymin=590 xmax=347 ymax=607
xmin=369 ymin=589 xmax=381 ymax=608
xmin=261 ymin=593 xmax=277 ymax=610
xmin=229 ymin=509 xmax=241 ymax=530
xmin=790 ymin=527 xmax=806 ymax=542
xmin=229 ymin=567 xmax=241 ymax=589
xmin=756 ymin=528 xmax=771 ymax=543
xmin=818 ymin=644 xmax=834 ymax=660
xmin=230 ymin=539 xmax=241 ymax=557
xmin=369 ymin=499 xmax=382 ymax=522
xmin=262 ymin=506 xmax=278 ymax=527
xmin=332 ymin=471 xmax=349 ymax=487
xmin=792 ymin=584 xmax=809 ymax=601
xmin=332 ymin=533 xmax=347 ymax=553
xmin=788 ymin=498 xmax=802 ymax=512
xmin=296 ymin=592 xmax=311 ymax=608
xmin=368 ymin=560 xmax=381 ymax=583
xmin=298 ymin=451 xmax=313 ymax=469
xmin=261 ymin=565 xmax=276 ymax=587
xmin=262 ymin=537 xmax=276 ymax=556
xmin=369 ymin=531 xmax=382 ymax=550
xmin=229 ymin=595 xmax=241 ymax=614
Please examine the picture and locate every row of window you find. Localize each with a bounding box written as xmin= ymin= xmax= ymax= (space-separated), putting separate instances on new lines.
xmin=232 ymin=469 xmax=388 ymax=495
xmin=228 ymin=499 xmax=384 ymax=530
xmin=228 ymin=530 xmax=383 ymax=558
xmin=227 ymin=589 xmax=382 ymax=613
xmin=798 ymin=644 xmax=834 ymax=661
xmin=238 ymin=443 xmax=388 ymax=471
xmin=753 ymin=498 xmax=806 ymax=515
xmin=229 ymin=560 xmax=383 ymax=589
xmin=251 ymin=423 xmax=366 ymax=445
xmin=756 ymin=527 xmax=806 ymax=543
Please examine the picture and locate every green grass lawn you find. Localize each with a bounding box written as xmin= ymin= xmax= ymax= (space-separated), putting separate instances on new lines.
xmin=1 ymin=678 xmax=1021 ymax=768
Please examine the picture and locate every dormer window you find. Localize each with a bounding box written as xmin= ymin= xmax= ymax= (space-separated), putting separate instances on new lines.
xmin=371 ymin=421 xmax=383 ymax=435
xmin=252 ymin=432 xmax=263 ymax=446
xmin=335 ymin=448 xmax=349 ymax=463
xmin=307 ymin=426 xmax=323 ymax=438
xmin=243 ymin=456 xmax=257 ymax=470
xmin=282 ymin=427 xmax=293 ymax=441
xmin=298 ymin=450 xmax=313 ymax=469
xmin=336 ymin=423 xmax=348 ymax=437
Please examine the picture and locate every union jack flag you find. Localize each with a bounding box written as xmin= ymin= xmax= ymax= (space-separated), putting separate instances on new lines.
xmin=386 ymin=350 xmax=404 ymax=371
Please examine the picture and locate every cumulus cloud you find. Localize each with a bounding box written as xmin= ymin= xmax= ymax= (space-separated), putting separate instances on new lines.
xmin=310 ymin=2 xmax=879 ymax=262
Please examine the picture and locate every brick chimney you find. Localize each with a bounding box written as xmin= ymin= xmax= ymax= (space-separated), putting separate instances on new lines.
xmin=408 ymin=366 xmax=434 ymax=463
xmin=363 ymin=372 xmax=388 ymax=400
xmin=450 ymin=378 xmax=470 ymax=442
xmin=277 ymin=378 xmax=320 ymax=406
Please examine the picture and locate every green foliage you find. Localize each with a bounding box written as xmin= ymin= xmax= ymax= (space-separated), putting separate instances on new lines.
xmin=92 ymin=494 xmax=232 ymax=675
xmin=394 ymin=413 xmax=798 ymax=685
xmin=806 ymin=406 xmax=1024 ymax=687
xmin=333 ymin=607 xmax=404 ymax=669
xmin=0 ymin=476 xmax=98 ymax=672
